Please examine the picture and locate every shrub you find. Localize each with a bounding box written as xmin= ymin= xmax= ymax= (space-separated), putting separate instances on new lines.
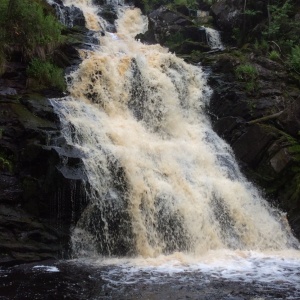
xmin=4 ymin=0 xmax=65 ymax=59
xmin=0 ymin=0 xmax=65 ymax=63
xmin=235 ymin=63 xmax=258 ymax=92
xmin=235 ymin=64 xmax=258 ymax=81
xmin=0 ymin=0 xmax=67 ymax=90
xmin=269 ymin=50 xmax=280 ymax=61
xmin=27 ymin=58 xmax=66 ymax=91
xmin=264 ymin=0 xmax=293 ymax=39
xmin=289 ymin=46 xmax=300 ymax=72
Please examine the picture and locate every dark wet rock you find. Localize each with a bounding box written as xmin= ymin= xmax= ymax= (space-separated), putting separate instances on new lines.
xmin=138 ymin=6 xmax=209 ymax=55
xmin=205 ymin=50 xmax=300 ymax=240
xmin=0 ymin=87 xmax=17 ymax=95
xmin=270 ymin=148 xmax=292 ymax=173
xmin=210 ymin=0 xmax=268 ymax=38
xmin=98 ymin=4 xmax=118 ymax=31
xmin=0 ymin=95 xmax=88 ymax=265
xmin=49 ymin=0 xmax=85 ymax=27
xmin=232 ymin=124 xmax=275 ymax=168
xmin=278 ymin=96 xmax=300 ymax=137
xmin=53 ymin=43 xmax=81 ymax=69
xmin=211 ymin=0 xmax=243 ymax=32
xmin=0 ymin=174 xmax=22 ymax=203
xmin=20 ymin=94 xmax=60 ymax=123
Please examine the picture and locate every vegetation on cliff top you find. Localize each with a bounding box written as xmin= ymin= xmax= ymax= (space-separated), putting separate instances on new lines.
xmin=234 ymin=0 xmax=300 ymax=73
xmin=0 ymin=0 xmax=66 ymax=91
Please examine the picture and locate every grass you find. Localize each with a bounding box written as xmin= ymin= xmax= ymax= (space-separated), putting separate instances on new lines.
xmin=269 ymin=50 xmax=281 ymax=61
xmin=235 ymin=64 xmax=258 ymax=81
xmin=235 ymin=63 xmax=258 ymax=92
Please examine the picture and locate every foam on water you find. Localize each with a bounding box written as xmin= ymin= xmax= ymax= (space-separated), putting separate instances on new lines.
xmin=32 ymin=266 xmax=60 ymax=273
xmin=75 ymin=250 xmax=300 ymax=292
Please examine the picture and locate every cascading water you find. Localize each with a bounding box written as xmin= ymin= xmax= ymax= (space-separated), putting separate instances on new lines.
xmin=204 ymin=26 xmax=224 ymax=50
xmin=49 ymin=2 xmax=300 ymax=290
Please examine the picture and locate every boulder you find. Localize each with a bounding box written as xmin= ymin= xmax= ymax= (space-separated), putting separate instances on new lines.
xmin=139 ymin=6 xmax=210 ymax=55
xmin=211 ymin=0 xmax=244 ymax=31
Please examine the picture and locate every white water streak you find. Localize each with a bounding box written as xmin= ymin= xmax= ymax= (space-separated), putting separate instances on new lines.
xmin=204 ymin=27 xmax=224 ymax=50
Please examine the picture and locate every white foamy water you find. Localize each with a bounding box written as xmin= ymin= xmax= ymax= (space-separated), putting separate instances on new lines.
xmin=50 ymin=0 xmax=300 ymax=287
xmin=204 ymin=27 xmax=224 ymax=50
xmin=69 ymin=250 xmax=300 ymax=298
xmin=32 ymin=266 xmax=60 ymax=272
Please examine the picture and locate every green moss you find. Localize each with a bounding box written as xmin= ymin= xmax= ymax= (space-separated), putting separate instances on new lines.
xmin=10 ymin=101 xmax=56 ymax=131
xmin=0 ymin=151 xmax=14 ymax=173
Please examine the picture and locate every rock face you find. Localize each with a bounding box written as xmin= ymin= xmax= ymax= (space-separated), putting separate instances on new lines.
xmin=48 ymin=0 xmax=86 ymax=27
xmin=211 ymin=0 xmax=244 ymax=31
xmin=137 ymin=6 xmax=210 ymax=54
xmin=210 ymin=0 xmax=268 ymax=42
xmin=0 ymin=94 xmax=88 ymax=265
xmin=0 ymin=0 xmax=92 ymax=265
xmin=205 ymin=50 xmax=300 ymax=240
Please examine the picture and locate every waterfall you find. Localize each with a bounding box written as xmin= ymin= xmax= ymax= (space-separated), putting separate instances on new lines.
xmin=51 ymin=1 xmax=297 ymax=259
xmin=203 ymin=27 xmax=224 ymax=50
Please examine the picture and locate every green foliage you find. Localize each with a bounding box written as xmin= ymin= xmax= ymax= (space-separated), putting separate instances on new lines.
xmin=264 ymin=0 xmax=293 ymax=40
xmin=235 ymin=63 xmax=258 ymax=92
xmin=0 ymin=150 xmax=13 ymax=173
xmin=138 ymin=0 xmax=199 ymax=13
xmin=235 ymin=64 xmax=258 ymax=81
xmin=232 ymin=28 xmax=242 ymax=44
xmin=289 ymin=46 xmax=300 ymax=72
xmin=269 ymin=50 xmax=281 ymax=61
xmin=243 ymin=9 xmax=261 ymax=16
xmin=173 ymin=0 xmax=197 ymax=9
xmin=165 ymin=32 xmax=185 ymax=49
xmin=199 ymin=0 xmax=218 ymax=4
xmin=27 ymin=59 xmax=66 ymax=91
xmin=3 ymin=0 xmax=65 ymax=58
xmin=0 ymin=0 xmax=67 ymax=90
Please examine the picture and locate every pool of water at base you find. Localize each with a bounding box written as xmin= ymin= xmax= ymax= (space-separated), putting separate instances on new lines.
xmin=1 ymin=251 xmax=300 ymax=300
